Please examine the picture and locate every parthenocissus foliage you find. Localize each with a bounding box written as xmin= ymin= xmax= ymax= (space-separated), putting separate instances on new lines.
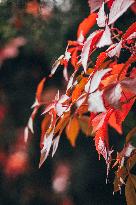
xmin=25 ymin=1 xmax=136 ymax=204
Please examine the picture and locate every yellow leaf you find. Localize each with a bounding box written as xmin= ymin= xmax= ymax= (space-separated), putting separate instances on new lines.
xmin=66 ymin=117 xmax=80 ymax=146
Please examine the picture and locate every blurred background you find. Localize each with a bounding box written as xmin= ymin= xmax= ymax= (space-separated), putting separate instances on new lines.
xmin=0 ymin=1 xmax=136 ymax=205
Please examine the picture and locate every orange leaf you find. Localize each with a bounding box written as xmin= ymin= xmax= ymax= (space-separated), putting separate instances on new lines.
xmin=66 ymin=117 xmax=80 ymax=146
xmin=108 ymin=112 xmax=123 ymax=134
xmin=77 ymin=104 xmax=88 ymax=115
xmin=77 ymin=13 xmax=97 ymax=38
xmin=72 ymin=78 xmax=87 ymax=102
xmin=40 ymin=114 xmax=51 ymax=149
xmin=78 ymin=115 xmax=92 ymax=136
xmin=54 ymin=112 xmax=70 ymax=134
xmin=111 ymin=64 xmax=125 ymax=78
xmin=36 ymin=78 xmax=46 ymax=102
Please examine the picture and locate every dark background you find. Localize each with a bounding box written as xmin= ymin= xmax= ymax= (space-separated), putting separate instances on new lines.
xmin=0 ymin=1 xmax=136 ymax=205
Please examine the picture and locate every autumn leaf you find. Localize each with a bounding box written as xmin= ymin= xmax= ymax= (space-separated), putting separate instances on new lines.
xmin=125 ymin=175 xmax=136 ymax=205
xmin=78 ymin=115 xmax=93 ymax=136
xmin=109 ymin=91 xmax=135 ymax=134
xmin=121 ymin=78 xmax=136 ymax=95
xmin=52 ymin=135 xmax=61 ymax=157
xmin=72 ymin=77 xmax=88 ymax=102
xmin=89 ymin=68 xmax=111 ymax=93
xmin=81 ymin=30 xmax=103 ymax=72
xmin=77 ymin=13 xmax=97 ymax=38
xmin=108 ymin=111 xmax=123 ymax=134
xmin=88 ymin=90 xmax=106 ymax=113
xmin=97 ymin=2 xmax=106 ymax=28
xmin=95 ymin=52 xmax=108 ymax=70
xmin=108 ymin=0 xmax=134 ymax=25
xmin=96 ymin=24 xmax=112 ymax=48
xmin=104 ymin=83 xmax=122 ymax=108
xmin=66 ymin=117 xmax=80 ymax=146
xmin=39 ymin=129 xmax=54 ymax=168
xmin=127 ymin=153 xmax=136 ymax=171
xmin=123 ymin=22 xmax=136 ymax=40
xmin=50 ymin=55 xmax=64 ymax=76
xmin=40 ymin=114 xmax=51 ymax=149
xmin=107 ymin=40 xmax=122 ymax=58
xmin=114 ymin=166 xmax=128 ymax=192
xmin=126 ymin=127 xmax=136 ymax=145
xmin=54 ymin=112 xmax=70 ymax=135
xmin=95 ymin=125 xmax=109 ymax=160
xmin=88 ymin=0 xmax=106 ymax=13
xmin=36 ymin=78 xmax=46 ymax=102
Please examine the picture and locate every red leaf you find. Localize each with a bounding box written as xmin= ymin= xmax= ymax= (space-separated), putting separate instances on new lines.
xmin=89 ymin=68 xmax=111 ymax=93
xmin=121 ymin=77 xmax=136 ymax=94
xmin=96 ymin=24 xmax=112 ymax=48
xmin=104 ymin=83 xmax=122 ymax=108
xmin=77 ymin=13 xmax=97 ymax=38
xmin=108 ymin=0 xmax=134 ymax=25
xmin=123 ymin=22 xmax=136 ymax=40
xmin=81 ymin=30 xmax=103 ymax=72
xmin=95 ymin=52 xmax=108 ymax=70
xmin=95 ymin=125 xmax=109 ymax=160
xmin=88 ymin=90 xmax=106 ymax=113
xmin=107 ymin=40 xmax=122 ymax=58
xmin=107 ymin=0 xmax=114 ymax=9
xmin=93 ymin=109 xmax=113 ymax=160
xmin=108 ymin=91 xmax=135 ymax=134
xmin=36 ymin=78 xmax=46 ymax=102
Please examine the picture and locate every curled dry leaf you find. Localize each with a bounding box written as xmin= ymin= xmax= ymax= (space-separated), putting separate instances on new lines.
xmin=125 ymin=175 xmax=136 ymax=205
